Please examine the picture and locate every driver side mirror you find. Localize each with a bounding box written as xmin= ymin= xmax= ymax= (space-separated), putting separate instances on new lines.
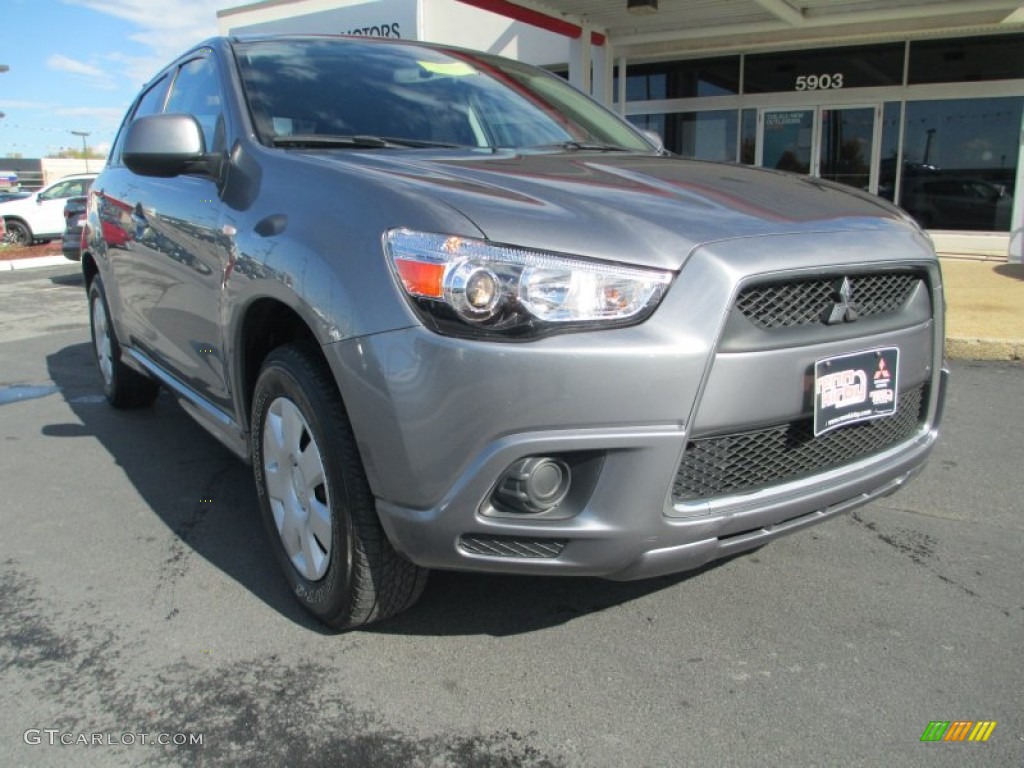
xmin=123 ymin=113 xmax=210 ymax=178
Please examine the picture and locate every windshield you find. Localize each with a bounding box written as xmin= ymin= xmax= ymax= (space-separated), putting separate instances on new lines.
xmin=233 ymin=38 xmax=652 ymax=152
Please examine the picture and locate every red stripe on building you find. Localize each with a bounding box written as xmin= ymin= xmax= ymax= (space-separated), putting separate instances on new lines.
xmin=456 ymin=0 xmax=606 ymax=46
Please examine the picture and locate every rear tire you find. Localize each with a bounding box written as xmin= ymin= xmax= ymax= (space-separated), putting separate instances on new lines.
xmin=88 ymin=275 xmax=160 ymax=408
xmin=251 ymin=344 xmax=427 ymax=629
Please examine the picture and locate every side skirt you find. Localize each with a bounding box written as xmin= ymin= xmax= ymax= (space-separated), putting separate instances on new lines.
xmin=124 ymin=348 xmax=250 ymax=462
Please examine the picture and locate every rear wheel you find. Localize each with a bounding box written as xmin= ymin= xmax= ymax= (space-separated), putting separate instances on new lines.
xmin=4 ymin=219 xmax=32 ymax=245
xmin=88 ymin=275 xmax=160 ymax=408
xmin=251 ymin=344 xmax=427 ymax=629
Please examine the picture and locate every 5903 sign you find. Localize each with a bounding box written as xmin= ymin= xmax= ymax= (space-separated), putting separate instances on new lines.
xmin=795 ymin=73 xmax=844 ymax=91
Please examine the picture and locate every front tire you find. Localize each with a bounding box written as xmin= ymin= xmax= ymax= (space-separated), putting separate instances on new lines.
xmin=251 ymin=345 xmax=427 ymax=629
xmin=88 ymin=275 xmax=160 ymax=408
xmin=4 ymin=219 xmax=32 ymax=245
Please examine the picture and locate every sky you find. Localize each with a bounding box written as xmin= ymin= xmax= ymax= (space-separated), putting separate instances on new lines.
xmin=0 ymin=0 xmax=240 ymax=159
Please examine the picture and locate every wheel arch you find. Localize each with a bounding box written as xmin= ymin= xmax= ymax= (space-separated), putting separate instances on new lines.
xmin=81 ymin=251 xmax=99 ymax=289
xmin=235 ymin=297 xmax=333 ymax=435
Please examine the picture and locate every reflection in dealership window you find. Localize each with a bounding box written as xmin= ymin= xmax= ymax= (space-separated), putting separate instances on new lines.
xmin=877 ymin=102 xmax=902 ymax=202
xmin=629 ymin=110 xmax=738 ymax=162
xmin=744 ymin=43 xmax=903 ymax=94
xmin=908 ymin=34 xmax=1024 ymax=85
xmin=898 ymin=97 xmax=1021 ymax=231
xmin=739 ymin=109 xmax=757 ymax=165
xmin=618 ymin=57 xmax=740 ymax=102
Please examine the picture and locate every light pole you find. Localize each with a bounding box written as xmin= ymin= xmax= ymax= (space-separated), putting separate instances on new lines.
xmin=71 ymin=130 xmax=91 ymax=172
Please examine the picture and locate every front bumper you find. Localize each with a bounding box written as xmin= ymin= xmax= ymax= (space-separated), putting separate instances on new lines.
xmin=325 ymin=229 xmax=947 ymax=580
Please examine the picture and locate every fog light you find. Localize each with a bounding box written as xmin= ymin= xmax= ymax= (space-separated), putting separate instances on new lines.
xmin=495 ymin=457 xmax=571 ymax=513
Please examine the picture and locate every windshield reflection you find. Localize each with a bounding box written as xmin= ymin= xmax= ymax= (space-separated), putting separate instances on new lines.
xmin=233 ymin=38 xmax=650 ymax=152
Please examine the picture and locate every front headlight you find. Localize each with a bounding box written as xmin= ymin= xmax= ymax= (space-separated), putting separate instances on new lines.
xmin=384 ymin=229 xmax=673 ymax=339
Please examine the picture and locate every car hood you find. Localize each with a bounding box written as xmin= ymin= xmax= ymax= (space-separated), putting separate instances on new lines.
xmin=321 ymin=150 xmax=915 ymax=271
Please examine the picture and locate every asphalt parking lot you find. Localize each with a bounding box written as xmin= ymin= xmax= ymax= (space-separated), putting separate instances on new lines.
xmin=1 ymin=263 xmax=1022 ymax=767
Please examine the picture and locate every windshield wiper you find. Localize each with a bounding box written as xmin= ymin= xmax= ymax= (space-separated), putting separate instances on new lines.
xmin=375 ymin=137 xmax=464 ymax=148
xmin=270 ymin=134 xmax=394 ymax=148
xmin=534 ymin=141 xmax=630 ymax=152
xmin=271 ymin=134 xmax=464 ymax=149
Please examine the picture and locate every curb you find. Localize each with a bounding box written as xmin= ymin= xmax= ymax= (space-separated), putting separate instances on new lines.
xmin=938 ymin=253 xmax=1009 ymax=263
xmin=0 ymin=255 xmax=72 ymax=271
xmin=946 ymin=337 xmax=1023 ymax=362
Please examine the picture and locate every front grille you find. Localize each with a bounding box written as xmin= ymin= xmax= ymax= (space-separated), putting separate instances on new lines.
xmin=459 ymin=534 xmax=567 ymax=559
xmin=673 ymin=385 xmax=926 ymax=502
xmin=736 ymin=273 xmax=922 ymax=329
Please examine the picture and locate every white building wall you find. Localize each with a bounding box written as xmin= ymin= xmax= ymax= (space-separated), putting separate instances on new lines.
xmin=421 ymin=0 xmax=568 ymax=66
xmin=220 ymin=0 xmax=415 ymax=39
xmin=218 ymin=0 xmax=570 ymax=67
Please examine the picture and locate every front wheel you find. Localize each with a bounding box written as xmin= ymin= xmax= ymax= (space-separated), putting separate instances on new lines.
xmin=4 ymin=219 xmax=32 ymax=245
xmin=251 ymin=345 xmax=427 ymax=629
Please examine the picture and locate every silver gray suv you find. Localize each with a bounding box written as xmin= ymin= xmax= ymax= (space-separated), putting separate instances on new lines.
xmin=84 ymin=35 xmax=947 ymax=629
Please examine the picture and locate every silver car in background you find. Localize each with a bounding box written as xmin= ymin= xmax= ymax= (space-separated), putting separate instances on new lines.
xmin=83 ymin=35 xmax=947 ymax=629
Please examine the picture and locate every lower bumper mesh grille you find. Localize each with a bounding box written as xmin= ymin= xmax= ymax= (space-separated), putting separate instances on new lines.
xmin=673 ymin=385 xmax=926 ymax=502
xmin=459 ymin=535 xmax=567 ymax=559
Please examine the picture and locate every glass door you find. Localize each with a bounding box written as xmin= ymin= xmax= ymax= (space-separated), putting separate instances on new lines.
xmin=819 ymin=106 xmax=876 ymax=191
xmin=759 ymin=109 xmax=815 ymax=174
xmin=757 ymin=105 xmax=880 ymax=193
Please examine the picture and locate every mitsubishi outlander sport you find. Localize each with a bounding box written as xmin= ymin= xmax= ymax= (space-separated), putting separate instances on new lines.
xmin=82 ymin=35 xmax=948 ymax=629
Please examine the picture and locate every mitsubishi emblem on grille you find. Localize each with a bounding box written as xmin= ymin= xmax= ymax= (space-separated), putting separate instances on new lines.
xmin=823 ymin=277 xmax=859 ymax=324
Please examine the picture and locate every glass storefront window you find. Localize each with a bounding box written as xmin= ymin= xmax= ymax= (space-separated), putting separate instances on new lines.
xmin=908 ymin=34 xmax=1024 ymax=85
xmin=618 ymin=57 xmax=740 ymax=101
xmin=625 ymin=71 xmax=667 ymax=101
xmin=630 ymin=110 xmax=738 ymax=161
xmin=762 ymin=109 xmax=814 ymax=173
xmin=619 ymin=33 xmax=1024 ymax=233
xmin=740 ymin=108 xmax=757 ymax=165
xmin=744 ymin=43 xmax=904 ymax=94
xmin=899 ymin=96 xmax=1022 ymax=231
xmin=819 ymin=107 xmax=874 ymax=190
xmin=627 ymin=113 xmax=667 ymax=146
xmin=878 ymin=102 xmax=902 ymax=201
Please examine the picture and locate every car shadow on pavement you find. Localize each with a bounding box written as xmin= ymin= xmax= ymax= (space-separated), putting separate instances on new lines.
xmin=46 ymin=340 xmax=721 ymax=637
xmin=368 ymin=566 xmax=713 ymax=637
xmin=45 ymin=340 xmax=330 ymax=633
xmin=49 ymin=271 xmax=85 ymax=288
xmin=994 ymin=263 xmax=1023 ymax=281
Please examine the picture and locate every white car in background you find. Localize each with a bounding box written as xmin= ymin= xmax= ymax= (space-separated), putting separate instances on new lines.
xmin=0 ymin=173 xmax=96 ymax=245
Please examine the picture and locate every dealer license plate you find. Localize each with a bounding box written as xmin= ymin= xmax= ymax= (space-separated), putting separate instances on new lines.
xmin=813 ymin=347 xmax=899 ymax=436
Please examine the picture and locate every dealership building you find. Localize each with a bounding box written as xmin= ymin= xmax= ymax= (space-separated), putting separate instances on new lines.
xmin=219 ymin=0 xmax=1024 ymax=257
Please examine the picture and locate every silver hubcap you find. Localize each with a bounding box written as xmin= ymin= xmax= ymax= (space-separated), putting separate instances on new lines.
xmin=263 ymin=397 xmax=332 ymax=581
xmin=91 ymin=294 xmax=114 ymax=387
